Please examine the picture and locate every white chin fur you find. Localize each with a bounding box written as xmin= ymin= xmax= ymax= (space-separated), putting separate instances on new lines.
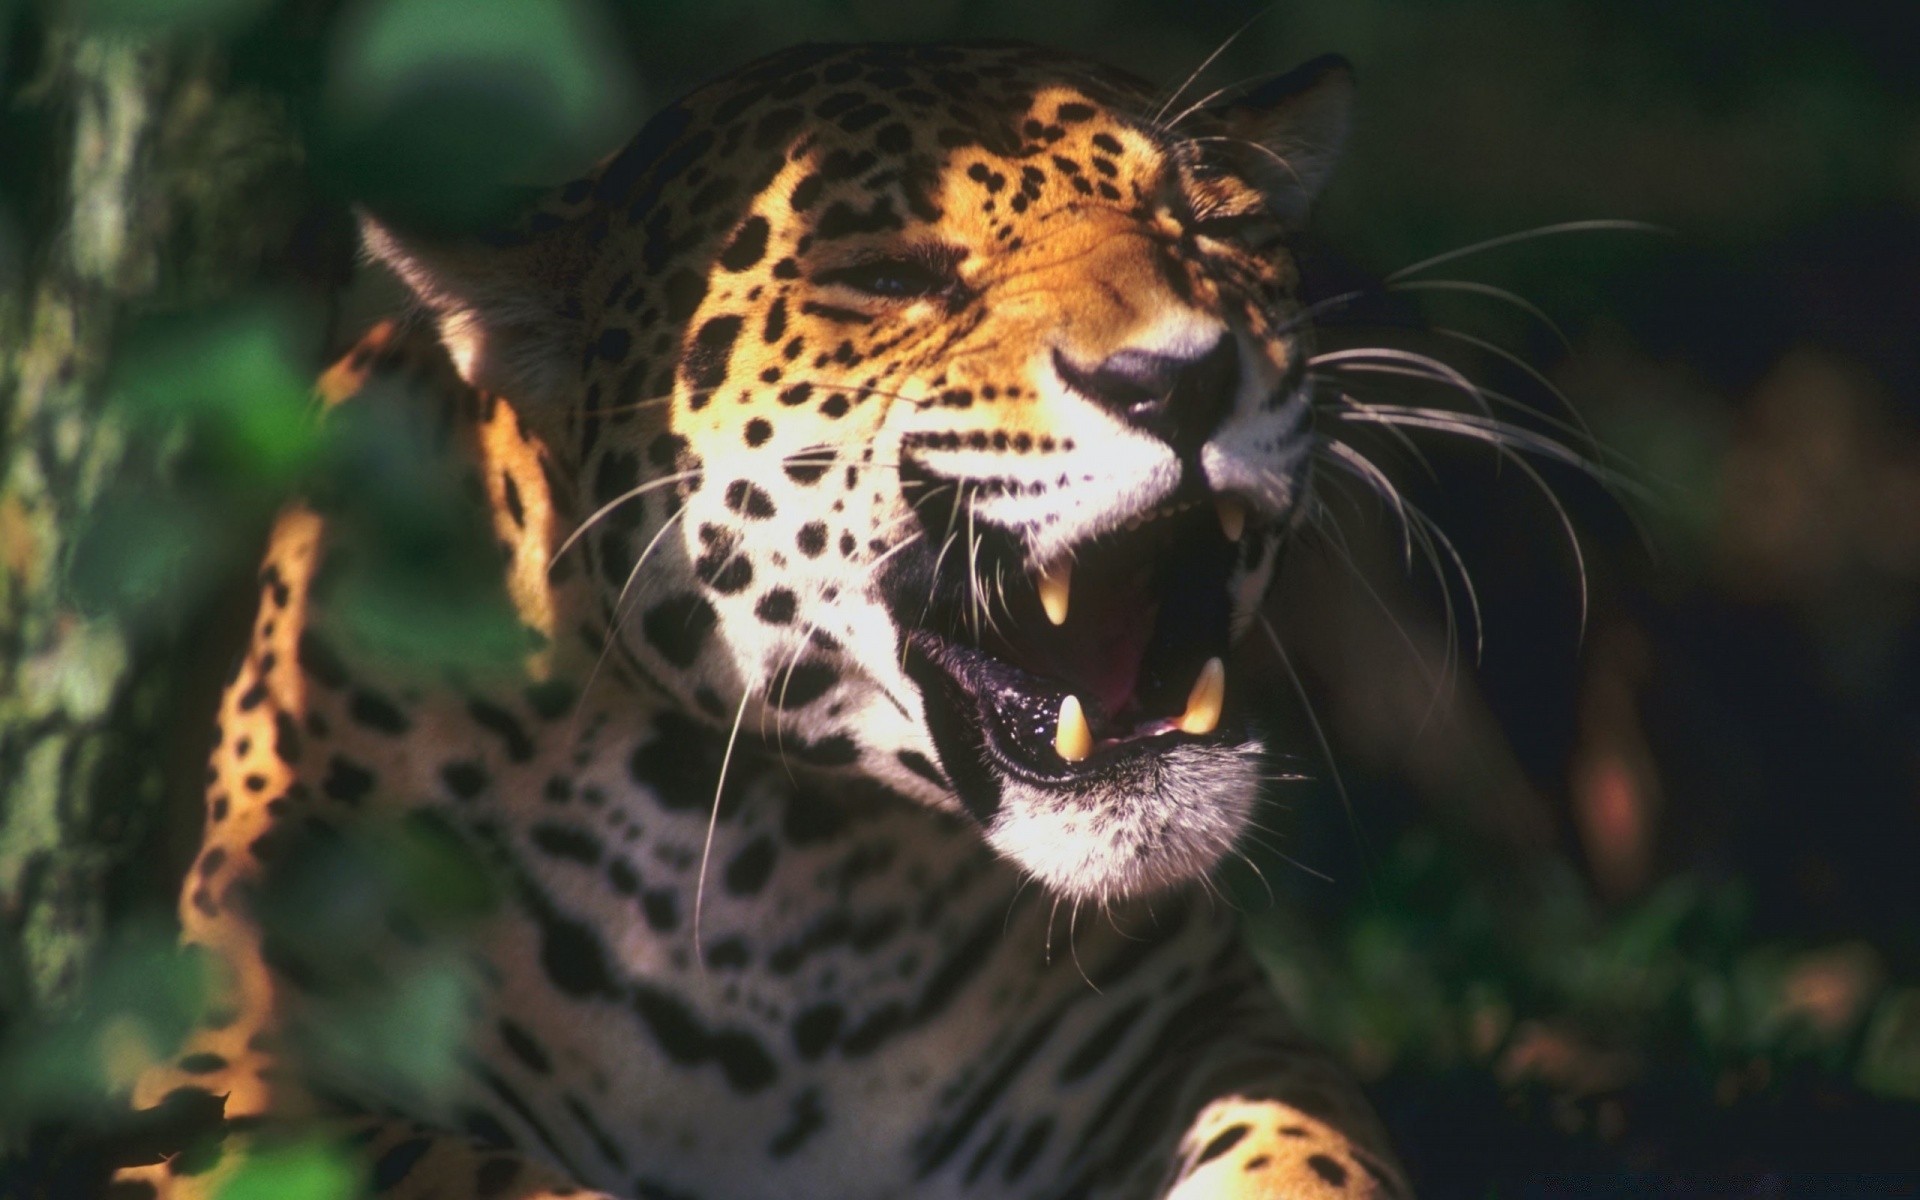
xmin=982 ymin=740 xmax=1265 ymax=900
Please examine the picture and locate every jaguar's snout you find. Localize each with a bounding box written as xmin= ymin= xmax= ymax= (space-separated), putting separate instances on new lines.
xmin=1050 ymin=332 xmax=1239 ymax=457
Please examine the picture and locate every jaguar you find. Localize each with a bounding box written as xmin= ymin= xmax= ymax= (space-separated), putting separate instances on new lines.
xmin=118 ymin=39 xmax=1413 ymax=1200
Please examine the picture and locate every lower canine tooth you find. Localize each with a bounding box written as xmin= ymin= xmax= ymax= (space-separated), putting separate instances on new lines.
xmin=1036 ymin=561 xmax=1072 ymax=626
xmin=1055 ymin=695 xmax=1093 ymax=762
xmin=1215 ymin=497 xmax=1247 ymax=543
xmin=1177 ymin=658 xmax=1226 ymax=735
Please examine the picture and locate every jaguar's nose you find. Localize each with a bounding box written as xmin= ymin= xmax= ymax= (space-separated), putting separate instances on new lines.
xmin=1051 ymin=334 xmax=1240 ymax=457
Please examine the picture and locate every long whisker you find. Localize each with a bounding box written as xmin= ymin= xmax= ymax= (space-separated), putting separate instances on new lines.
xmin=1298 ymin=463 xmax=1460 ymax=723
xmin=1332 ymin=400 xmax=1647 ymax=497
xmin=1192 ymin=868 xmax=1231 ymax=919
xmin=1004 ymin=873 xmax=1036 ymax=938
xmin=1273 ymin=287 xmax=1371 ymax=338
xmin=549 ymin=470 xmax=700 ymax=567
xmin=763 ymin=524 xmax=907 ymax=762
xmin=769 ymin=524 xmax=927 ymax=750
xmin=1184 ymin=134 xmax=1309 ymax=191
xmin=767 ymin=611 xmax=827 ymax=784
xmin=1405 ymin=500 xmax=1485 ymax=669
xmin=1320 ymin=439 xmax=1414 ymax=570
xmin=991 ymin=557 xmax=1013 ymax=636
xmin=1313 ymin=347 xmax=1494 ymax=419
xmin=591 ymin=375 xmax=945 ymax=421
xmin=1335 ymin=405 xmax=1593 ymax=637
xmin=1237 ymin=822 xmax=1330 ymax=883
xmin=693 ymin=680 xmax=758 ymax=961
xmin=1310 ymin=376 xmax=1439 ymax=481
xmin=1228 ymin=846 xmax=1278 ymax=909
xmin=1386 ymin=218 xmax=1671 ymax=283
xmin=761 ymin=515 xmax=917 ymax=746
xmin=909 ymin=523 xmax=963 ymax=670
xmin=1385 ymin=279 xmax=1573 ymax=354
xmin=1161 ymin=79 xmax=1250 ymax=134
xmin=1315 ymin=431 xmax=1484 ymax=670
xmin=554 ymin=433 xmax=938 ymax=582
xmin=1430 ymin=324 xmax=1597 ymax=445
xmin=1315 ymin=443 xmax=1468 ymax=709
xmin=1257 ymin=614 xmax=1379 ymax=900
xmin=1322 ymin=366 xmax=1655 ymax=500
xmin=567 ymin=504 xmax=690 ymax=735
xmin=1067 ymin=898 xmax=1096 ymax=992
xmin=1150 ymin=10 xmax=1267 ymax=128
xmin=965 ymin=487 xmax=989 ymax=643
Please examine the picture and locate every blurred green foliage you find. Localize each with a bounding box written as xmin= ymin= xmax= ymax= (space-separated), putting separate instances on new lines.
xmin=112 ymin=306 xmax=321 ymax=481
xmin=248 ymin=813 xmax=498 ymax=1103
xmin=78 ymin=0 xmax=279 ymax=35
xmin=318 ymin=0 xmax=640 ymax=229
xmin=71 ymin=296 xmax=529 ymax=672
xmin=0 ymin=918 xmax=211 ymax=1126
xmin=215 ymin=1140 xmax=358 ymax=1200
xmin=1253 ymin=838 xmax=1920 ymax=1102
xmin=311 ymin=386 xmax=531 ymax=676
xmin=0 ymin=813 xmax=494 ymax=1146
xmin=66 ymin=303 xmax=321 ymax=630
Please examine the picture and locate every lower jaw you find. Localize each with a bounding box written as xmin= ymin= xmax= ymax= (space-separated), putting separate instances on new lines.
xmin=904 ymin=631 xmax=1264 ymax=899
xmin=981 ymin=736 xmax=1266 ymax=899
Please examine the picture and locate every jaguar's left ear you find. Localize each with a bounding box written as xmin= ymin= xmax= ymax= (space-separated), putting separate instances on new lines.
xmin=361 ymin=207 xmax=590 ymax=440
xmin=1202 ymin=53 xmax=1354 ymax=225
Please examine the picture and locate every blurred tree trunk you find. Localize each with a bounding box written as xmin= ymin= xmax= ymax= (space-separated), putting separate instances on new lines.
xmin=0 ymin=13 xmax=311 ymax=1021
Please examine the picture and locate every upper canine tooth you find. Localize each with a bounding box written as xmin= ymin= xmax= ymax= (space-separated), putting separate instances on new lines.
xmin=1215 ymin=497 xmax=1247 ymax=543
xmin=1055 ymin=694 xmax=1094 ymax=762
xmin=1036 ymin=560 xmax=1071 ymax=626
xmin=1177 ymin=657 xmax=1226 ymax=735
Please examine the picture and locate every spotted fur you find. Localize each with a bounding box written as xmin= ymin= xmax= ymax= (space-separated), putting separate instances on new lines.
xmin=119 ymin=42 xmax=1409 ymax=1199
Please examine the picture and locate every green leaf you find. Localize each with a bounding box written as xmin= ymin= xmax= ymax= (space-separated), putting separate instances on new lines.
xmin=113 ymin=304 xmax=323 ymax=481
xmin=0 ymin=919 xmax=213 ymax=1120
xmin=217 ymin=1140 xmax=361 ymax=1200
xmin=320 ymin=0 xmax=640 ymax=230
xmin=66 ymin=490 xmax=238 ymax=624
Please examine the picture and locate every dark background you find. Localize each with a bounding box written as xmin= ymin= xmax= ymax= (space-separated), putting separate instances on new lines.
xmin=2 ymin=0 xmax=1918 ymax=1195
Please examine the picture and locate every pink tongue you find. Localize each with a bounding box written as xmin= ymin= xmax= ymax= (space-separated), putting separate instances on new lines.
xmin=998 ymin=561 xmax=1158 ymax=724
xmin=1073 ymin=608 xmax=1154 ymax=717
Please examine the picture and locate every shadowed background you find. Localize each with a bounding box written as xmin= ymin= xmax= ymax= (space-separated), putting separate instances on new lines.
xmin=1 ymin=0 xmax=1916 ymax=1195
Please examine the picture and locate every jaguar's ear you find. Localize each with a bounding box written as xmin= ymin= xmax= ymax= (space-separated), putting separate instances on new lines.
xmin=361 ymin=210 xmax=589 ymax=420
xmin=1203 ymin=53 xmax=1354 ymax=226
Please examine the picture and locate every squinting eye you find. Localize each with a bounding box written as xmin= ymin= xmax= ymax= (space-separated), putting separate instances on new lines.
xmin=815 ymin=258 xmax=953 ymax=299
xmin=1190 ymin=214 xmax=1279 ymax=246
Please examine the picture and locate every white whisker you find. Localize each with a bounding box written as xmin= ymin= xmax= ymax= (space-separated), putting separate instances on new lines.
xmin=1430 ymin=324 xmax=1596 ymax=446
xmin=1258 ymin=615 xmax=1379 ymax=897
xmin=1150 ymin=11 xmax=1267 ymax=128
xmin=1386 ymin=218 xmax=1670 ymax=284
xmin=566 ymin=504 xmax=690 ymax=738
xmin=693 ymin=681 xmax=758 ymax=963
xmin=550 ymin=470 xmax=700 ymax=567
xmin=1313 ymin=347 xmax=1494 ymax=419
xmin=1320 ymin=439 xmax=1414 ymax=570
xmin=1337 ymin=405 xmax=1593 ymax=637
xmin=1385 ymin=279 xmax=1573 ymax=354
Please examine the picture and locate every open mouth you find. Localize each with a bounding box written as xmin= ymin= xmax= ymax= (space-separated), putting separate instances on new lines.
xmin=895 ymin=488 xmax=1253 ymax=821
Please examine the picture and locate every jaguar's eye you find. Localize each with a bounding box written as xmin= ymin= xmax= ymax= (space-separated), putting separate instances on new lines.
xmin=815 ymin=257 xmax=954 ymax=300
xmin=1190 ymin=213 xmax=1280 ymax=247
